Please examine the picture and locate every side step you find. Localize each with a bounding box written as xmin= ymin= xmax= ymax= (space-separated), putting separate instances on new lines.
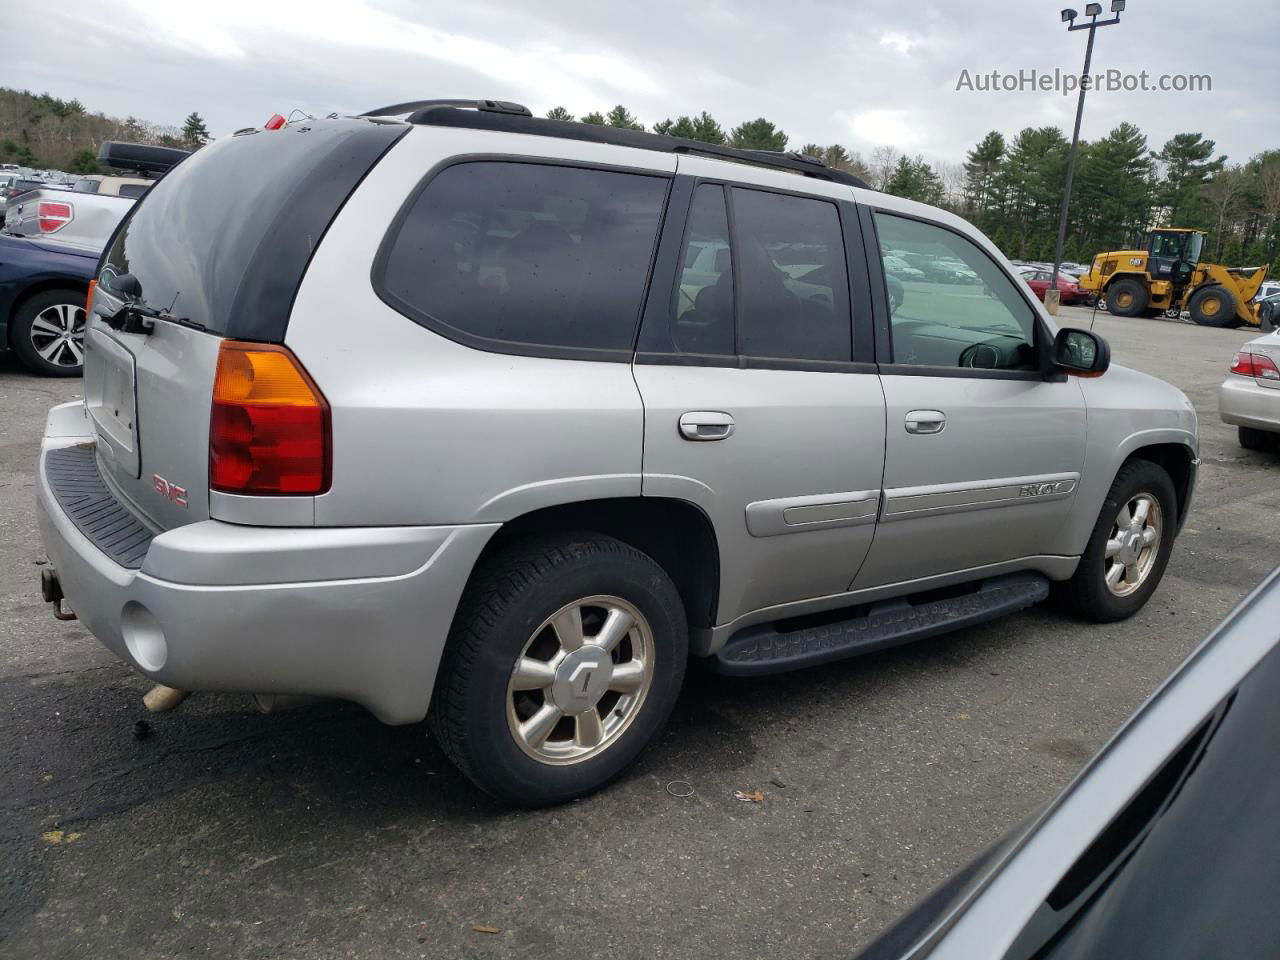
xmin=710 ymin=572 xmax=1050 ymax=676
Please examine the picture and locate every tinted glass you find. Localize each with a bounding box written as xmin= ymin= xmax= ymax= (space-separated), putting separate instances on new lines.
xmin=875 ymin=214 xmax=1036 ymax=371
xmin=116 ymin=183 xmax=149 ymax=199
xmin=103 ymin=117 xmax=406 ymax=339
xmin=732 ymin=188 xmax=851 ymax=361
xmin=1004 ymin=636 xmax=1280 ymax=960
xmin=671 ymin=184 xmax=734 ymax=355
xmin=380 ymin=162 xmax=668 ymax=355
xmin=72 ymin=179 xmax=99 ymax=194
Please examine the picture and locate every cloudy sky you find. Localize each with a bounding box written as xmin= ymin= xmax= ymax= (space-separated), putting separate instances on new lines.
xmin=11 ymin=0 xmax=1277 ymax=166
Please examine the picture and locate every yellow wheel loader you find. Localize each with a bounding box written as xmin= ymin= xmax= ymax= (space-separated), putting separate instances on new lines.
xmin=1078 ymin=228 xmax=1269 ymax=328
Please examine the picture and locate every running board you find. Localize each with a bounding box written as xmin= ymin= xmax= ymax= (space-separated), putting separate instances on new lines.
xmin=710 ymin=572 xmax=1050 ymax=676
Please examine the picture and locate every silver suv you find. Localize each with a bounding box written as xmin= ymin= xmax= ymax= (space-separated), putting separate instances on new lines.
xmin=36 ymin=100 xmax=1198 ymax=805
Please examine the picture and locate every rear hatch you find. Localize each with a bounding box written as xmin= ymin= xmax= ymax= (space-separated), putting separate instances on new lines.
xmin=83 ymin=116 xmax=407 ymax=531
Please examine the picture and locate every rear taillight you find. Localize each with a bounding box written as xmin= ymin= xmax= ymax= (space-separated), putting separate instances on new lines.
xmin=209 ymin=342 xmax=330 ymax=495
xmin=264 ymin=114 xmax=286 ymax=130
xmin=1230 ymin=352 xmax=1280 ymax=380
xmin=37 ymin=200 xmax=72 ymax=233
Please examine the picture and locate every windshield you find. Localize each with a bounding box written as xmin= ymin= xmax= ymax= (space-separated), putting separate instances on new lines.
xmin=101 ymin=117 xmax=406 ymax=339
xmin=1187 ymin=232 xmax=1204 ymax=264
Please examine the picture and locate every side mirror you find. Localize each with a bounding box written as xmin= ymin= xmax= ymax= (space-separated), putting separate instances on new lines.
xmin=1054 ymin=328 xmax=1110 ymax=376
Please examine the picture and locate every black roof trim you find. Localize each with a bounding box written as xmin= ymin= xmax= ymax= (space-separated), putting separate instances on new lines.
xmin=404 ymin=107 xmax=871 ymax=190
xmin=361 ymin=98 xmax=532 ymax=118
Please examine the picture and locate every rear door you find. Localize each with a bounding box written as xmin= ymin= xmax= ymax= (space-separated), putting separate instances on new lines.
xmin=84 ymin=117 xmax=407 ymax=530
xmin=853 ymin=208 xmax=1086 ymax=588
xmin=634 ymin=160 xmax=885 ymax=626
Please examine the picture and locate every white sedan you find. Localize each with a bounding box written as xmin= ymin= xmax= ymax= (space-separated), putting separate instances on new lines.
xmin=1220 ymin=329 xmax=1280 ymax=449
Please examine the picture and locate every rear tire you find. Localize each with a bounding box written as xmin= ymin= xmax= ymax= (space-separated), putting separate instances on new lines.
xmin=429 ymin=533 xmax=688 ymax=806
xmin=1239 ymin=426 xmax=1273 ymax=451
xmin=1188 ymin=285 xmax=1239 ymax=328
xmin=1105 ymin=278 xmax=1148 ymax=318
xmin=10 ymin=288 xmax=87 ymax=376
xmin=1057 ymin=460 xmax=1177 ymax=623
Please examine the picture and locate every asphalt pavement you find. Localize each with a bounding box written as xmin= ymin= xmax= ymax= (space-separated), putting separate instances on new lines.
xmin=2 ymin=306 xmax=1277 ymax=959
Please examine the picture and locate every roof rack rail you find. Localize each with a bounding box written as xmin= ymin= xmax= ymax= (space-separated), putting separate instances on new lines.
xmin=404 ymin=107 xmax=871 ymax=190
xmin=361 ymin=99 xmax=531 ymax=119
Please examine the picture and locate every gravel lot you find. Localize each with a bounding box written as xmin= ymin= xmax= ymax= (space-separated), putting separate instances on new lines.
xmin=2 ymin=306 xmax=1277 ymax=959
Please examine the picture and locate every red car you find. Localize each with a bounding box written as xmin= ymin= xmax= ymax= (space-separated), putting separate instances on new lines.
xmin=1020 ymin=268 xmax=1082 ymax=305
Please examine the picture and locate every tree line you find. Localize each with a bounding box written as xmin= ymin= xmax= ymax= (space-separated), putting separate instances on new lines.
xmin=547 ymin=103 xmax=1280 ymax=273
xmin=0 ymin=88 xmax=209 ymax=173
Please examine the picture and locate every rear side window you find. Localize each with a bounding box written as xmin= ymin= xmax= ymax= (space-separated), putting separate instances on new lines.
xmin=378 ymin=162 xmax=669 ymax=358
xmin=116 ymin=183 xmax=149 ymax=199
xmin=671 ymin=184 xmax=734 ymax=356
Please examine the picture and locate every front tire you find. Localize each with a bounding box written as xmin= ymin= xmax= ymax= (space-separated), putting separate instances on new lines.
xmin=430 ymin=533 xmax=688 ymax=806
xmin=1188 ymin=285 xmax=1239 ymax=328
xmin=1058 ymin=460 xmax=1177 ymax=622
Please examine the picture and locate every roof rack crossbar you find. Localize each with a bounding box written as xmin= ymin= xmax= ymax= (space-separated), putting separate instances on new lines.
xmin=403 ymin=107 xmax=871 ymax=190
xmin=361 ymin=98 xmax=531 ymax=119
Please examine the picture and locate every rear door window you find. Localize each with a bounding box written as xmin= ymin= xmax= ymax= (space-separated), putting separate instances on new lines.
xmin=377 ymin=161 xmax=669 ymax=359
xmin=731 ymin=187 xmax=851 ymax=362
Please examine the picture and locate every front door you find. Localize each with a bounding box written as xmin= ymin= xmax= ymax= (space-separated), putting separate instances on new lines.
xmin=854 ymin=209 xmax=1086 ymax=589
xmin=634 ymin=165 xmax=886 ymax=626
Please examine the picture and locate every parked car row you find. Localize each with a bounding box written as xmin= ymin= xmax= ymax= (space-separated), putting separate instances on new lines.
xmin=35 ymin=99 xmax=1196 ymax=808
xmin=1 ymin=141 xmax=188 ymax=375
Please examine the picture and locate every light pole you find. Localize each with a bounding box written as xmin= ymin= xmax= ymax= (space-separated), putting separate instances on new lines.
xmin=1046 ymin=0 xmax=1126 ymax=314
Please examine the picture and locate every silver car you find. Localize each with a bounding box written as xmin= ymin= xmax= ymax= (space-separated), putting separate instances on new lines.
xmin=36 ymin=100 xmax=1198 ymax=805
xmin=857 ymin=567 xmax=1280 ymax=959
xmin=1220 ymin=329 xmax=1280 ymax=449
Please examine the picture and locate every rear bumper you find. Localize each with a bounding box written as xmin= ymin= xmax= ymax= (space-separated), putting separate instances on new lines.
xmin=36 ymin=402 xmax=498 ymax=724
xmin=1219 ymin=376 xmax=1280 ymax=433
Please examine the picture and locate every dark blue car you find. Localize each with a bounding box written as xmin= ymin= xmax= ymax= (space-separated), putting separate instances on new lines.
xmin=0 ymin=233 xmax=98 ymax=376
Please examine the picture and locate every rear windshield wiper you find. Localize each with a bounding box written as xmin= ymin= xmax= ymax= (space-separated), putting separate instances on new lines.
xmin=100 ymin=275 xmax=202 ymax=334
xmin=103 ymin=299 xmax=200 ymax=335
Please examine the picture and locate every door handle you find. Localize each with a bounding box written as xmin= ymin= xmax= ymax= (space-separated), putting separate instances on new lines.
xmin=905 ymin=410 xmax=946 ymax=435
xmin=679 ymin=411 xmax=735 ymax=441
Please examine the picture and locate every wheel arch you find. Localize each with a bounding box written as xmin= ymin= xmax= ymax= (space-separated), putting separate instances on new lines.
xmin=1123 ymin=442 xmax=1196 ymax=532
xmin=471 ymin=496 xmax=721 ymax=633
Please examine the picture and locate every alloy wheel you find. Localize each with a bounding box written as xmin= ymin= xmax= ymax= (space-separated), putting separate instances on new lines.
xmin=28 ymin=301 xmax=86 ymax=369
xmin=1104 ymin=493 xmax=1162 ymax=597
xmin=506 ymin=595 xmax=655 ymax=765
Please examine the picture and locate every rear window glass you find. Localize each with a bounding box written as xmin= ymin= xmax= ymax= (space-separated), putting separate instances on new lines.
xmin=116 ymin=183 xmax=149 ymax=199
xmin=377 ymin=161 xmax=669 ymax=357
xmin=101 ymin=118 xmax=406 ymax=340
xmin=73 ymin=179 xmax=100 ymax=193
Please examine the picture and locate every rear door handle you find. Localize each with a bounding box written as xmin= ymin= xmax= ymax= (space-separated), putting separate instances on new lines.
xmin=679 ymin=411 xmax=735 ymax=441
xmin=905 ymin=410 xmax=946 ymax=435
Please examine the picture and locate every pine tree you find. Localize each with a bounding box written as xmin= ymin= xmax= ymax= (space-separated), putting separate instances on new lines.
xmin=1152 ymin=133 xmax=1223 ymax=226
xmin=181 ymin=111 xmax=210 ymax=147
xmin=729 ymin=118 xmax=787 ymax=152
xmin=545 ymin=106 xmax=574 ymax=121
xmin=604 ymin=105 xmax=644 ymax=131
xmin=963 ymin=131 xmax=1005 ymax=216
